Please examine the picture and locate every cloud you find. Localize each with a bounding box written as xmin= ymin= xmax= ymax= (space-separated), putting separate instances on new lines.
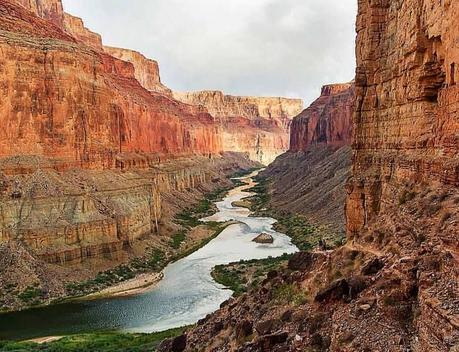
xmin=62 ymin=0 xmax=357 ymax=105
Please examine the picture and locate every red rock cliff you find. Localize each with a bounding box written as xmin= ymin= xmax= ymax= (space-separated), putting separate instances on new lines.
xmin=290 ymin=82 xmax=354 ymax=152
xmin=347 ymin=0 xmax=459 ymax=350
xmin=0 ymin=0 xmax=222 ymax=169
xmin=174 ymin=91 xmax=304 ymax=164
xmin=63 ymin=13 xmax=102 ymax=49
xmin=14 ymin=0 xmax=63 ymax=26
xmin=104 ymin=46 xmax=173 ymax=97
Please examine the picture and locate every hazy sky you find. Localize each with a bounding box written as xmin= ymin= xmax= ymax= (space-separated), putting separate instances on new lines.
xmin=62 ymin=0 xmax=357 ymax=106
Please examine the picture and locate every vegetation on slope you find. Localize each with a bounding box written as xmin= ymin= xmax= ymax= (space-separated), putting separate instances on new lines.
xmin=211 ymin=175 xmax=346 ymax=298
xmin=0 ymin=327 xmax=186 ymax=352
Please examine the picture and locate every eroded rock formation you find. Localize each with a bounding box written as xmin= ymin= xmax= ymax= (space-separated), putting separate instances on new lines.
xmin=63 ymin=13 xmax=102 ymax=49
xmin=181 ymin=1 xmax=459 ymax=351
xmin=104 ymin=47 xmax=173 ymax=96
xmin=346 ymin=0 xmax=459 ymax=350
xmin=174 ymin=91 xmax=304 ymax=164
xmin=14 ymin=0 xmax=64 ymax=27
xmin=0 ymin=0 xmax=222 ymax=168
xmin=290 ymin=83 xmax=354 ymax=152
xmin=261 ymin=82 xmax=354 ymax=232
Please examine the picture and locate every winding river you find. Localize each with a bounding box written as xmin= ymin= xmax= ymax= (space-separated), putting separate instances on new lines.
xmin=0 ymin=171 xmax=298 ymax=341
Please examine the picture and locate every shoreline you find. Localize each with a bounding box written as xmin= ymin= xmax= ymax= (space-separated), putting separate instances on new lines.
xmin=3 ymin=172 xmax=260 ymax=344
xmin=83 ymin=272 xmax=165 ymax=300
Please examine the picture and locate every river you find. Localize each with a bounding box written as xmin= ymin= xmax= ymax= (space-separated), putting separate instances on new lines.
xmin=0 ymin=171 xmax=298 ymax=341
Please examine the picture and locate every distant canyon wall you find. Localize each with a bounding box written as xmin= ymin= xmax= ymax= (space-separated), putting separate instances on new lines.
xmin=174 ymin=91 xmax=304 ymax=164
xmin=290 ymin=82 xmax=354 ymax=152
xmin=0 ymin=0 xmax=222 ymax=169
xmin=262 ymin=82 xmax=354 ymax=232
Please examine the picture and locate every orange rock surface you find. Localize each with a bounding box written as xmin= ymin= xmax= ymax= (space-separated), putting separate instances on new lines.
xmin=104 ymin=46 xmax=173 ymax=96
xmin=346 ymin=0 xmax=459 ymax=350
xmin=174 ymin=90 xmax=303 ymax=164
xmin=0 ymin=0 xmax=222 ymax=169
xmin=63 ymin=13 xmax=102 ymax=49
xmin=290 ymin=83 xmax=354 ymax=152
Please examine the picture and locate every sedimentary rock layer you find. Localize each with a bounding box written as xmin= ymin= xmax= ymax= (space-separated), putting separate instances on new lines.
xmin=346 ymin=1 xmax=459 ymax=350
xmin=0 ymin=0 xmax=222 ymax=169
xmin=104 ymin=46 xmax=173 ymax=96
xmin=174 ymin=91 xmax=304 ymax=164
xmin=290 ymin=83 xmax=354 ymax=152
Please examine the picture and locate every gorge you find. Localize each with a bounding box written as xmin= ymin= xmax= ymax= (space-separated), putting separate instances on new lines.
xmin=0 ymin=0 xmax=302 ymax=314
xmin=1 ymin=0 xmax=458 ymax=351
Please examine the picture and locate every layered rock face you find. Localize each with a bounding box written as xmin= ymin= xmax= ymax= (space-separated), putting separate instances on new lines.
xmin=346 ymin=1 xmax=459 ymax=350
xmin=174 ymin=91 xmax=304 ymax=164
xmin=290 ymin=83 xmax=354 ymax=152
xmin=0 ymin=0 xmax=230 ymax=270
xmin=14 ymin=0 xmax=64 ymax=27
xmin=63 ymin=13 xmax=102 ymax=49
xmin=0 ymin=0 xmax=222 ymax=169
xmin=104 ymin=47 xmax=173 ymax=96
xmin=261 ymin=82 xmax=354 ymax=232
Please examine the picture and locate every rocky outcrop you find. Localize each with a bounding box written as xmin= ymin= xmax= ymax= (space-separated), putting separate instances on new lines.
xmin=290 ymin=83 xmax=354 ymax=152
xmin=261 ymin=82 xmax=354 ymax=233
xmin=14 ymin=0 xmax=64 ymax=27
xmin=345 ymin=1 xmax=459 ymax=350
xmin=104 ymin=47 xmax=173 ymax=96
xmin=63 ymin=13 xmax=102 ymax=49
xmin=174 ymin=91 xmax=304 ymax=164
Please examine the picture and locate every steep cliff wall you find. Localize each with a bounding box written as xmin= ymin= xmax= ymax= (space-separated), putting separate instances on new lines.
xmin=0 ymin=0 xmax=222 ymax=169
xmin=174 ymin=91 xmax=304 ymax=164
xmin=63 ymin=13 xmax=102 ymax=49
xmin=13 ymin=0 xmax=63 ymax=27
xmin=290 ymin=83 xmax=354 ymax=152
xmin=174 ymin=90 xmax=303 ymax=122
xmin=104 ymin=47 xmax=173 ymax=96
xmin=261 ymin=82 xmax=354 ymax=232
xmin=345 ymin=1 xmax=459 ymax=350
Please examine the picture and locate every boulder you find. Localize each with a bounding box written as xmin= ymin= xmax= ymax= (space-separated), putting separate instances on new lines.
xmin=252 ymin=233 xmax=274 ymax=244
xmin=361 ymin=258 xmax=384 ymax=276
xmin=314 ymin=279 xmax=350 ymax=302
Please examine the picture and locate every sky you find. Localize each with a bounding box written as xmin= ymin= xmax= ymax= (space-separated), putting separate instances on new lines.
xmin=62 ymin=0 xmax=357 ymax=106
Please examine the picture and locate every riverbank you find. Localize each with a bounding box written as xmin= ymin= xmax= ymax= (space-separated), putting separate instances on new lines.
xmin=0 ymin=169 xmax=298 ymax=344
xmin=0 ymin=166 xmax=260 ymax=315
xmin=210 ymin=174 xmax=346 ymax=299
xmin=58 ymin=172 xmax=257 ymax=304
xmin=0 ymin=328 xmax=188 ymax=352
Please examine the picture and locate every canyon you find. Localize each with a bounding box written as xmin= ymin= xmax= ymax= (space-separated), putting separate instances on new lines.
xmin=1 ymin=0 xmax=459 ymax=351
xmin=174 ymin=91 xmax=303 ymax=165
xmin=173 ymin=1 xmax=459 ymax=351
xmin=0 ymin=0 xmax=302 ymax=312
